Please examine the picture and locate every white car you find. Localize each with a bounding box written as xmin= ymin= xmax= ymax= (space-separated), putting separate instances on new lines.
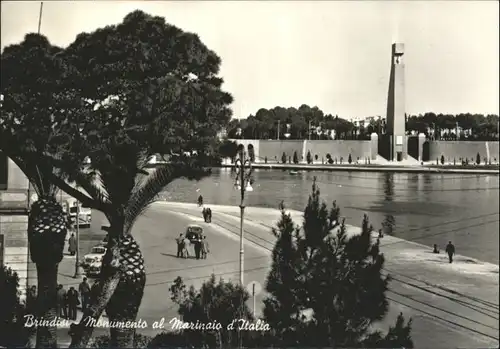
xmin=87 ymin=260 xmax=103 ymax=277
xmin=82 ymin=245 xmax=107 ymax=270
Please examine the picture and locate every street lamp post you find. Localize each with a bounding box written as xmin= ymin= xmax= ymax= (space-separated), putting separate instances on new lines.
xmin=73 ymin=201 xmax=84 ymax=278
xmin=233 ymin=147 xmax=253 ymax=285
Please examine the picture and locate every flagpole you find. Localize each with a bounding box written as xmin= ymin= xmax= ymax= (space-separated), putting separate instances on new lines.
xmin=38 ymin=2 xmax=43 ymax=34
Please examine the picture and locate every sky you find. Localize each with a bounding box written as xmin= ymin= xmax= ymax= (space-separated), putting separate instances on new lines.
xmin=1 ymin=1 xmax=499 ymax=119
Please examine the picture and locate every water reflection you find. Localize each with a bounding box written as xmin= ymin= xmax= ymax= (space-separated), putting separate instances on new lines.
xmin=381 ymin=173 xmax=396 ymax=236
xmin=163 ymin=168 xmax=499 ymax=264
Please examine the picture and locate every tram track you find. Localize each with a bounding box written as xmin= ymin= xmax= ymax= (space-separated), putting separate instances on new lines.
xmin=163 ymin=206 xmax=499 ymax=343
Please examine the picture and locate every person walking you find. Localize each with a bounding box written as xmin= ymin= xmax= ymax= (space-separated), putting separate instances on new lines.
xmin=207 ymin=208 xmax=212 ymax=223
xmin=90 ymin=281 xmax=99 ymax=302
xmin=56 ymin=284 xmax=68 ymax=319
xmin=78 ymin=277 xmax=91 ymax=312
xmin=445 ymin=241 xmax=455 ymax=263
xmin=378 ymin=229 xmax=384 ymax=239
xmin=66 ymin=287 xmax=79 ymax=320
xmin=26 ymin=285 xmax=37 ymax=315
xmin=194 ymin=236 xmax=202 ymax=260
xmin=201 ymin=236 xmax=210 ymax=259
xmin=68 ymin=233 xmax=77 ymax=256
xmin=176 ymin=233 xmax=184 ymax=258
xmin=198 ymin=195 xmax=203 ymax=207
xmin=278 ymin=200 xmax=285 ymax=211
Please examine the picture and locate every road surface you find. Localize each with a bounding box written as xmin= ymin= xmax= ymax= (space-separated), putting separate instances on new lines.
xmin=57 ymin=201 xmax=499 ymax=348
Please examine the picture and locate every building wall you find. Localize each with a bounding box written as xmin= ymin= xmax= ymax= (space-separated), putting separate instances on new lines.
xmin=7 ymin=158 xmax=29 ymax=189
xmin=0 ymin=214 xmax=30 ymax=300
xmin=0 ymin=157 xmax=33 ymax=301
xmin=428 ymin=141 xmax=500 ymax=162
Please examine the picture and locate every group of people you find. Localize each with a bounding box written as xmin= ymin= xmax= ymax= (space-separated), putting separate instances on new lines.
xmin=26 ymin=277 xmax=98 ymax=321
xmin=433 ymin=241 xmax=456 ymax=263
xmin=198 ymin=195 xmax=213 ymax=223
xmin=176 ymin=233 xmax=210 ymax=260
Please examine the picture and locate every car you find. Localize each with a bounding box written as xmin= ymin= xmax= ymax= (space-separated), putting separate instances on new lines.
xmin=185 ymin=224 xmax=203 ymax=243
xmin=81 ymin=245 xmax=107 ymax=269
xmin=87 ymin=260 xmax=103 ymax=278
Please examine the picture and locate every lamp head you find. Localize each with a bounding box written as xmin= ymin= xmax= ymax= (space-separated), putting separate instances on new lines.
xmin=245 ymin=182 xmax=254 ymax=192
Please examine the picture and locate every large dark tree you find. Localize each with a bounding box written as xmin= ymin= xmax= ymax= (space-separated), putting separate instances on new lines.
xmin=2 ymin=10 xmax=233 ymax=348
xmin=57 ymin=11 xmax=232 ymax=348
xmin=263 ymin=180 xmax=413 ymax=347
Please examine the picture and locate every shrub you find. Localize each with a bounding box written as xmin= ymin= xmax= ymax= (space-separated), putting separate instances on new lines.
xmin=293 ymin=151 xmax=299 ymax=164
xmin=0 ymin=266 xmax=32 ymax=348
xmin=440 ymin=155 xmax=445 ymax=165
xmin=348 ymin=154 xmax=352 ymax=164
xmin=476 ymin=152 xmax=481 ymax=165
xmin=281 ymin=152 xmax=287 ymax=164
xmin=306 ymin=151 xmax=313 ymax=164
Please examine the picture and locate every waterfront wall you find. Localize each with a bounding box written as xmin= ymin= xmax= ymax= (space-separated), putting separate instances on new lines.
xmin=230 ymin=139 xmax=376 ymax=163
xmin=231 ymin=138 xmax=500 ymax=163
xmin=303 ymin=140 xmax=373 ymax=162
xmin=428 ymin=141 xmax=500 ymax=162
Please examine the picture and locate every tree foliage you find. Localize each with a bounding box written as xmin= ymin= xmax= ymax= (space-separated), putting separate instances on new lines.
xmin=306 ymin=151 xmax=313 ymax=164
xmin=169 ymin=275 xmax=256 ymax=348
xmin=1 ymin=10 xmax=234 ymax=348
xmin=281 ymin=152 xmax=287 ymax=164
xmin=226 ymin=106 xmax=499 ymax=141
xmin=218 ymin=139 xmax=239 ymax=161
xmin=263 ymin=180 xmax=413 ymax=348
xmin=226 ymin=105 xmax=355 ymax=140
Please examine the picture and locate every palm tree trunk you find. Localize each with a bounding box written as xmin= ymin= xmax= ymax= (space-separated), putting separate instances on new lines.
xmin=107 ymin=235 xmax=146 ymax=348
xmin=35 ymin=263 xmax=59 ymax=348
xmin=27 ymin=196 xmax=67 ymax=348
xmin=68 ymin=234 xmax=145 ymax=348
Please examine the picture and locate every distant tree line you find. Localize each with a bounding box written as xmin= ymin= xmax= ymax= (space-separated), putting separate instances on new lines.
xmin=225 ymin=105 xmax=499 ymax=142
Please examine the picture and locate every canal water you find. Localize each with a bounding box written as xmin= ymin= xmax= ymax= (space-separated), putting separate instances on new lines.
xmin=162 ymin=168 xmax=499 ymax=265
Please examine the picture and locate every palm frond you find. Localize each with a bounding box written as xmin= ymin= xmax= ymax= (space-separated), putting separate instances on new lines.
xmin=123 ymin=163 xmax=207 ymax=235
xmin=71 ymin=170 xmax=110 ymax=205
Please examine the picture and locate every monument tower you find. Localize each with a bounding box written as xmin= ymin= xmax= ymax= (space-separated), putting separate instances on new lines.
xmin=385 ymin=43 xmax=407 ymax=161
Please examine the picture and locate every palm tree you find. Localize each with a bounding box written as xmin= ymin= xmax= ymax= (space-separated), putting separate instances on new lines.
xmin=0 ymin=33 xmax=82 ymax=348
xmin=51 ymin=150 xmax=207 ymax=348
xmin=0 ymin=147 xmax=68 ymax=348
